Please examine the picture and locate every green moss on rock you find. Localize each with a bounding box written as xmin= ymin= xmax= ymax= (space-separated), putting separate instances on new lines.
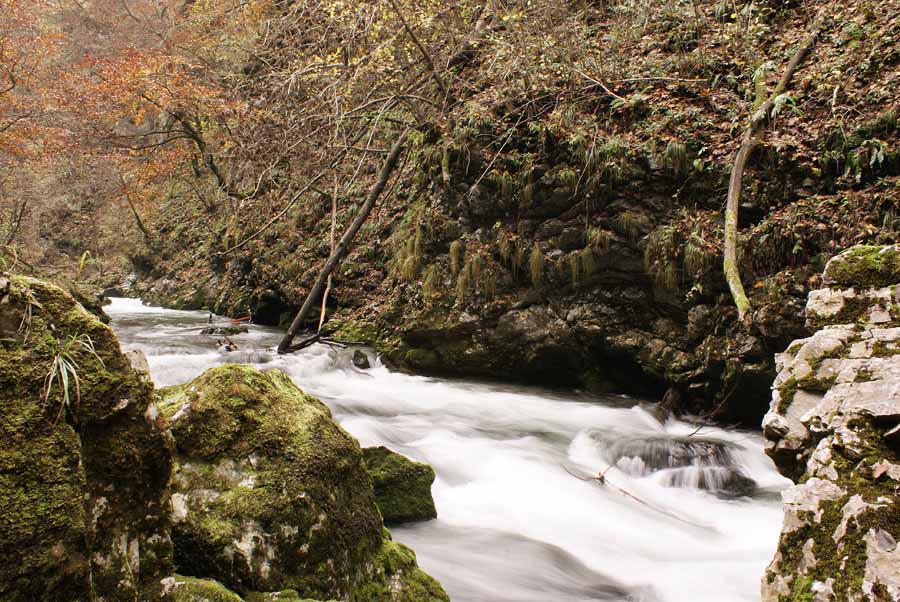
xmin=172 ymin=575 xmax=244 ymax=602
xmin=824 ymin=245 xmax=900 ymax=288
xmin=159 ymin=365 xmax=446 ymax=602
xmin=351 ymin=537 xmax=448 ymax=602
xmin=0 ymin=275 xmax=173 ymax=602
xmin=362 ymin=447 xmax=437 ymax=524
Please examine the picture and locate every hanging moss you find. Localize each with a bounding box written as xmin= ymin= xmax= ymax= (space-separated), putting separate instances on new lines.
xmin=529 ymin=244 xmax=544 ymax=286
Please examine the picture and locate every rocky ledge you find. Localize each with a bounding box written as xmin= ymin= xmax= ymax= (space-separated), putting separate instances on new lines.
xmin=0 ymin=275 xmax=448 ymax=602
xmin=761 ymin=245 xmax=900 ymax=602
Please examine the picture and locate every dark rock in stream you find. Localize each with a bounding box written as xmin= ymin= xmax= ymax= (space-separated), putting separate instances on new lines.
xmin=353 ymin=349 xmax=371 ymax=369
xmin=595 ymin=434 xmax=757 ymax=496
xmin=199 ymin=325 xmax=249 ymax=336
xmin=363 ymin=446 xmax=437 ymax=524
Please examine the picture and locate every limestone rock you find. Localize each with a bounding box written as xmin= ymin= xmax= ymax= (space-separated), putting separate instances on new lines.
xmin=363 ymin=447 xmax=437 ymax=524
xmin=159 ymin=365 xmax=447 ymax=602
xmin=761 ymin=246 xmax=900 ymax=602
xmin=0 ymin=276 xmax=174 ymax=602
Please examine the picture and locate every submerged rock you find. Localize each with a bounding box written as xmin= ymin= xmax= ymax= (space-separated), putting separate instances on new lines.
xmin=761 ymin=245 xmax=900 ymax=602
xmin=200 ymin=325 xmax=250 ymax=336
xmin=594 ymin=434 xmax=756 ymax=496
xmin=158 ymin=364 xmax=447 ymax=602
xmin=0 ymin=275 xmax=174 ymax=602
xmin=352 ymin=349 xmax=371 ymax=370
xmin=363 ymin=447 xmax=437 ymax=524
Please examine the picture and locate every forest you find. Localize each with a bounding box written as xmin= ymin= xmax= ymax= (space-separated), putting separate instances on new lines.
xmin=1 ymin=0 xmax=899 ymax=601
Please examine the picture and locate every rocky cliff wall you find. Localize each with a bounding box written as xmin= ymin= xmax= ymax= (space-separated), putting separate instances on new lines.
xmin=762 ymin=245 xmax=900 ymax=601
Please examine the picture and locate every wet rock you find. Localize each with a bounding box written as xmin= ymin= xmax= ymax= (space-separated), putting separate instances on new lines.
xmin=762 ymin=245 xmax=900 ymax=602
xmin=363 ymin=446 xmax=437 ymax=524
xmin=596 ymin=435 xmax=755 ymax=495
xmin=199 ymin=325 xmax=249 ymax=336
xmin=158 ymin=365 xmax=447 ymax=601
xmin=102 ymin=285 xmax=125 ymax=298
xmin=353 ymin=349 xmax=371 ymax=370
xmin=0 ymin=276 xmax=173 ymax=602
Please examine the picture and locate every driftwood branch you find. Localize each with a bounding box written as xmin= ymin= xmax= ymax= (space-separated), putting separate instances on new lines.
xmin=723 ymin=14 xmax=825 ymax=323
xmin=277 ymin=129 xmax=410 ymax=353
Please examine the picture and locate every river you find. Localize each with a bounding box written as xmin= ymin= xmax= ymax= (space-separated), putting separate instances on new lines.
xmin=105 ymin=297 xmax=790 ymax=602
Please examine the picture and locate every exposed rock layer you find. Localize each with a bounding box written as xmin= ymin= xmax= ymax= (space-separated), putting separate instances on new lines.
xmin=762 ymin=246 xmax=900 ymax=601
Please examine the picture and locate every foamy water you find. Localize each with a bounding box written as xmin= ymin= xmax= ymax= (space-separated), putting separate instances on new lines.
xmin=106 ymin=297 xmax=789 ymax=602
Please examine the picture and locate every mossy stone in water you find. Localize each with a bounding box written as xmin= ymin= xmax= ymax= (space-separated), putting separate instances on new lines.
xmin=353 ymin=534 xmax=448 ymax=602
xmin=362 ymin=446 xmax=437 ymax=524
xmin=159 ymin=365 xmax=382 ymax=597
xmin=0 ymin=275 xmax=174 ymax=602
xmin=158 ymin=365 xmax=446 ymax=602
xmin=824 ymin=245 xmax=900 ymax=288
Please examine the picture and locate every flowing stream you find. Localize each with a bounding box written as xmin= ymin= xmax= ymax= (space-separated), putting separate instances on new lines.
xmin=106 ymin=298 xmax=790 ymax=602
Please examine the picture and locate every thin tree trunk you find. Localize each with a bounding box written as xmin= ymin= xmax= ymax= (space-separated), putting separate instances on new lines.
xmin=277 ymin=129 xmax=409 ymax=353
xmin=120 ymin=177 xmax=153 ymax=246
xmin=4 ymin=199 xmax=27 ymax=246
xmin=723 ymin=14 xmax=824 ymax=323
xmin=317 ymin=174 xmax=339 ymax=333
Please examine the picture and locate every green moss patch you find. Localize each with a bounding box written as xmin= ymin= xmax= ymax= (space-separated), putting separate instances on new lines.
xmin=173 ymin=575 xmax=244 ymax=602
xmin=363 ymin=447 xmax=437 ymax=524
xmin=0 ymin=275 xmax=173 ymax=602
xmin=824 ymin=245 xmax=900 ymax=288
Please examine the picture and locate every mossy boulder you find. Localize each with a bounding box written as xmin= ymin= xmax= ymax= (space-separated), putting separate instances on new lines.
xmin=354 ymin=533 xmax=448 ymax=602
xmin=158 ymin=365 xmax=448 ymax=602
xmin=362 ymin=447 xmax=437 ymax=524
xmin=0 ymin=275 xmax=174 ymax=602
xmin=823 ymin=244 xmax=900 ymax=288
xmin=171 ymin=575 xmax=243 ymax=602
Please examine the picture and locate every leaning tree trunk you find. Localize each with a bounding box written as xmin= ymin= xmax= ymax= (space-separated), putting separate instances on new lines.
xmin=277 ymin=129 xmax=409 ymax=353
xmin=723 ymin=14 xmax=825 ymax=323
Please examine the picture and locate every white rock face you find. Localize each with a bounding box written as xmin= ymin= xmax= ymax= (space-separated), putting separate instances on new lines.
xmin=761 ymin=246 xmax=900 ymax=602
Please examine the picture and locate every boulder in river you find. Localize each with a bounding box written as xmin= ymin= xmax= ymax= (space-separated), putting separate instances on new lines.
xmin=593 ymin=433 xmax=757 ymax=496
xmin=761 ymin=245 xmax=900 ymax=602
xmin=200 ymin=325 xmax=249 ymax=336
xmin=0 ymin=275 xmax=174 ymax=601
xmin=158 ymin=364 xmax=448 ymax=602
xmin=353 ymin=349 xmax=371 ymax=370
xmin=363 ymin=446 xmax=437 ymax=524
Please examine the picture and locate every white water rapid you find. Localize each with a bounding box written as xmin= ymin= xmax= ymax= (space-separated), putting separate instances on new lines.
xmin=106 ymin=297 xmax=790 ymax=602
